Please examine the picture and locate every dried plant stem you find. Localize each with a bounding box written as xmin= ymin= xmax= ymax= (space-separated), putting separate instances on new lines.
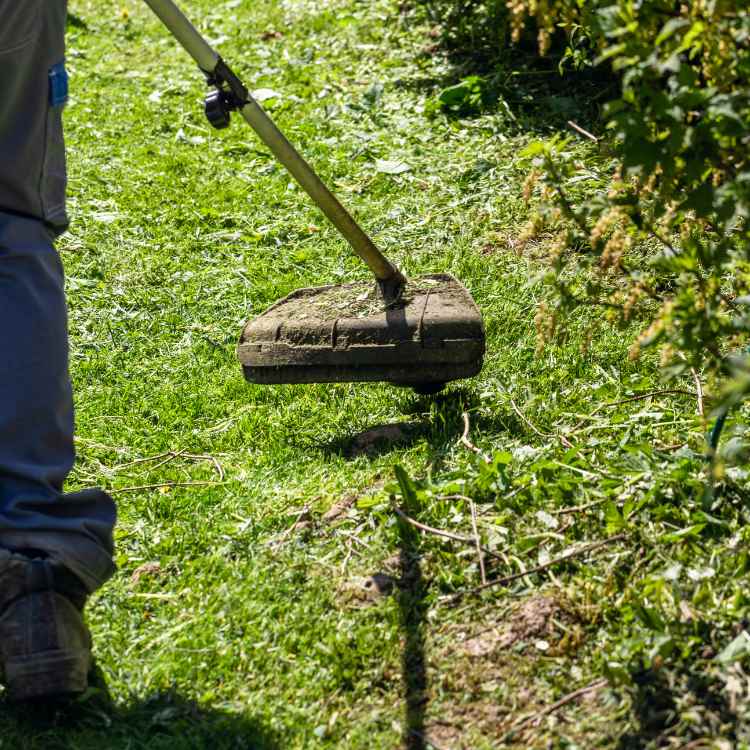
xmin=509 ymin=397 xmax=573 ymax=449
xmin=514 ymin=678 xmax=608 ymax=729
xmin=567 ymin=120 xmax=598 ymax=142
xmin=442 ymin=533 xmax=627 ymax=602
xmin=111 ymin=480 xmax=222 ymax=494
xmin=691 ymin=368 xmax=705 ymax=418
xmin=394 ymin=507 xmax=506 ymax=563
xmin=394 ymin=507 xmax=473 ymax=543
xmin=111 ymin=449 xmax=225 ymax=479
xmin=459 ymin=412 xmax=490 ymax=462
xmin=469 ymin=498 xmax=487 ymax=585
xmin=552 ymin=498 xmax=607 ymax=516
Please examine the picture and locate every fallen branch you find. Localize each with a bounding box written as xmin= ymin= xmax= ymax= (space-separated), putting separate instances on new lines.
xmin=459 ymin=412 xmax=490 ymax=462
xmin=551 ymin=498 xmax=607 ymax=515
xmin=442 ymin=533 xmax=627 ymax=602
xmin=279 ymin=505 xmax=310 ymax=541
xmin=589 ymin=389 xmax=697 ymax=418
xmin=111 ymin=449 xmax=225 ymax=479
xmin=269 ymin=506 xmax=312 ymax=550
xmin=514 ymin=678 xmax=608 ymax=729
xmin=111 ymin=450 xmax=174 ymax=469
xmin=656 ymin=442 xmax=688 ymax=452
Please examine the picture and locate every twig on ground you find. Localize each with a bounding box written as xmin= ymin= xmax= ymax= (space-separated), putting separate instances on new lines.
xmin=489 ymin=519 xmax=575 ymax=563
xmin=277 ymin=504 xmax=310 ymax=543
xmin=459 ymin=412 xmax=490 ymax=462
xmin=111 ymin=449 xmax=225 ymax=479
xmin=442 ymin=533 xmax=627 ymax=602
xmin=111 ymin=480 xmax=223 ymax=494
xmin=569 ymin=388 xmax=701 ymax=434
xmin=509 ymin=397 xmax=574 ymax=449
xmin=588 ymin=389 xmax=696 ymax=418
xmin=509 ymin=397 xmax=548 ymax=439
xmin=514 ymin=678 xmax=608 ymax=729
xmin=182 ymin=453 xmax=225 ymax=481
xmin=469 ymin=498 xmax=487 ymax=585
xmin=112 ymin=450 xmax=178 ymax=470
xmin=567 ymin=120 xmax=598 ymax=142
xmin=268 ymin=505 xmax=310 ymax=548
xmin=394 ymin=507 xmax=508 ymax=563
xmin=74 ymin=436 xmax=129 ymax=454
xmin=691 ymin=368 xmax=705 ymax=418
xmin=551 ymin=498 xmax=608 ymax=515
xmin=395 ymin=507 xmax=473 ymax=543
xmin=340 ymin=539 xmax=353 ymax=573
xmin=337 ymin=528 xmax=372 ymax=550
xmin=656 ymin=442 xmax=689 ymax=451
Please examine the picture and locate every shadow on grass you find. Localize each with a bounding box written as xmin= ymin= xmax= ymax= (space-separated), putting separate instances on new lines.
xmin=317 ymin=385 xmax=532 ymax=464
xmin=1 ymin=670 xmax=279 ymax=750
xmin=615 ymin=666 xmax=739 ymax=750
xmin=396 ymin=476 xmax=429 ymax=750
xmin=397 ymin=3 xmax=616 ymax=135
xmin=321 ymin=420 xmax=430 ymax=459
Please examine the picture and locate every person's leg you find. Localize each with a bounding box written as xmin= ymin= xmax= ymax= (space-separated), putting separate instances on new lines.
xmin=0 ymin=0 xmax=116 ymax=699
xmin=0 ymin=213 xmax=116 ymax=592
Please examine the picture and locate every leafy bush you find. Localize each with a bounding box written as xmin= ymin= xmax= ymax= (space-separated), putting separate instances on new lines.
xmin=522 ymin=3 xmax=750 ymax=406
xmin=426 ymin=0 xmax=750 ymax=409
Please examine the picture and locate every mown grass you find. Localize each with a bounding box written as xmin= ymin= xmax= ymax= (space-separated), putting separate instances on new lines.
xmin=5 ymin=0 xmax=750 ymax=748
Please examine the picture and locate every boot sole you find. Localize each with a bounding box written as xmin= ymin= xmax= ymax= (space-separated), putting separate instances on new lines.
xmin=5 ymin=648 xmax=90 ymax=701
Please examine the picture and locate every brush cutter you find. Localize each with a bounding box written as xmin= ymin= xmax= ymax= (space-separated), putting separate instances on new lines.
xmin=141 ymin=0 xmax=485 ymax=394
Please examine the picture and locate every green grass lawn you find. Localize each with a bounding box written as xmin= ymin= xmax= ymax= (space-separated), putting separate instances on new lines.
xmin=6 ymin=0 xmax=750 ymax=748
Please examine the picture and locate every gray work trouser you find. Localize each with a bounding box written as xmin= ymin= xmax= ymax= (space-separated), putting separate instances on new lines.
xmin=0 ymin=0 xmax=116 ymax=592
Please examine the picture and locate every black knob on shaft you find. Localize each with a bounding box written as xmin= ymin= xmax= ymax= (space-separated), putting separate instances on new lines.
xmin=204 ymin=90 xmax=231 ymax=129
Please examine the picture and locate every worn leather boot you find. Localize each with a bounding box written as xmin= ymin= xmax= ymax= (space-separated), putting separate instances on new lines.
xmin=0 ymin=550 xmax=91 ymax=701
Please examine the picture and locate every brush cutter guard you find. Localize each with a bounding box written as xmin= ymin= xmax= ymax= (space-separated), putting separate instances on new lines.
xmin=238 ymin=274 xmax=485 ymax=390
xmin=140 ymin=0 xmax=486 ymax=391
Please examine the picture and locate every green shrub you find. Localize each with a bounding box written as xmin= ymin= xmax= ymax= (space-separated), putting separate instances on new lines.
xmin=521 ymin=2 xmax=750 ymax=410
xmin=426 ymin=0 xmax=750 ymax=408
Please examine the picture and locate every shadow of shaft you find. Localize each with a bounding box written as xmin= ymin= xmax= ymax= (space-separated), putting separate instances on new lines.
xmin=398 ymin=504 xmax=429 ymax=750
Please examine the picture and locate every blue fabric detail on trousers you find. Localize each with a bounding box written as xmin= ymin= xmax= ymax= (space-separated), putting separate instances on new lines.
xmin=0 ymin=211 xmax=115 ymax=591
xmin=49 ymin=61 xmax=69 ymax=108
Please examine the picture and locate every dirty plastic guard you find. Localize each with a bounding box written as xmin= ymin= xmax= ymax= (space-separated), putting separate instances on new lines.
xmin=238 ymin=273 xmax=485 ymax=386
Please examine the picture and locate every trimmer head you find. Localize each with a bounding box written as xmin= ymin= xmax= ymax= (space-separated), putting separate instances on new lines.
xmin=237 ymin=274 xmax=484 ymax=392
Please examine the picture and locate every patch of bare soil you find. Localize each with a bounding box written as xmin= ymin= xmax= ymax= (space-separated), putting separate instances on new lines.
xmin=321 ymin=479 xmax=386 ymax=523
xmin=337 ymin=572 xmax=398 ymax=608
xmin=462 ymin=594 xmax=571 ymax=658
xmin=421 ymin=593 xmax=604 ymax=748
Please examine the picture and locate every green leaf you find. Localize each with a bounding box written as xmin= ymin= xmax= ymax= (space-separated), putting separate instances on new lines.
xmin=655 ymin=18 xmax=690 ymax=47
xmin=394 ymin=465 xmax=417 ymax=506
xmin=605 ymin=501 xmax=625 ymax=533
xmin=374 ymin=159 xmax=411 ymax=175
xmin=519 ymin=141 xmax=546 ymax=158
xmin=717 ymin=631 xmax=750 ymax=665
xmin=682 ymin=182 xmax=715 ymax=216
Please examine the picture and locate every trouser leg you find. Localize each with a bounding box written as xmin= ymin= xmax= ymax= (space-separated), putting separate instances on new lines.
xmin=0 ymin=213 xmax=116 ymax=592
xmin=0 ymin=0 xmax=115 ymax=592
